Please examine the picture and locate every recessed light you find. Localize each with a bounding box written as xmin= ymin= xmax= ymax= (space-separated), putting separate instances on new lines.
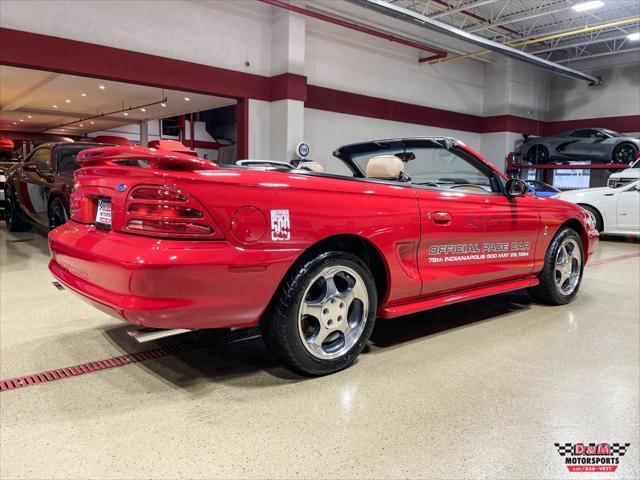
xmin=98 ymin=85 xmax=106 ymax=90
xmin=572 ymin=1 xmax=604 ymax=12
xmin=52 ymin=105 xmax=58 ymax=108
xmin=65 ymin=99 xmax=71 ymax=103
xmin=79 ymin=124 xmax=84 ymax=127
xmin=184 ymin=97 xmax=191 ymax=102
xmin=19 ymin=119 xmax=24 ymax=122
xmin=628 ymin=32 xmax=640 ymax=41
xmin=81 ymin=93 xmax=87 ymax=97
xmin=140 ymin=108 xmax=146 ymax=112
xmin=123 ymin=112 xmax=129 ymax=116
xmin=27 ymin=115 xmax=32 ymax=119
xmin=161 ymin=103 xmax=166 ymax=107
xmin=90 ymin=121 xmax=95 ymax=125
xmin=12 ymin=122 xmax=16 ymax=125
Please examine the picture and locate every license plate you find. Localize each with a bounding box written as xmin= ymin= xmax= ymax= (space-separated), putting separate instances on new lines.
xmin=95 ymin=198 xmax=112 ymax=227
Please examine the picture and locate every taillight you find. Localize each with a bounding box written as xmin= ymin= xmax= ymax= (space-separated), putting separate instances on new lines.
xmin=125 ymin=186 xmax=222 ymax=239
xmin=70 ymin=190 xmax=97 ymax=223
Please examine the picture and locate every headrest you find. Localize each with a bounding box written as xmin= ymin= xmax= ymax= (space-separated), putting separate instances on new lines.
xmin=366 ymin=155 xmax=405 ymax=180
xmin=300 ymin=161 xmax=326 ymax=173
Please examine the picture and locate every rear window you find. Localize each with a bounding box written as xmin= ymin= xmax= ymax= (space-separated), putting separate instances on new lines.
xmin=56 ymin=146 xmax=92 ymax=173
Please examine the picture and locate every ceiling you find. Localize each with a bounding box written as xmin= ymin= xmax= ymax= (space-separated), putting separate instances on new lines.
xmin=0 ymin=66 xmax=236 ymax=136
xmin=387 ymin=0 xmax=640 ymax=63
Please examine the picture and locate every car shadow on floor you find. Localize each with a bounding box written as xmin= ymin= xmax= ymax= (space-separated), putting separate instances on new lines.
xmin=101 ymin=289 xmax=534 ymax=390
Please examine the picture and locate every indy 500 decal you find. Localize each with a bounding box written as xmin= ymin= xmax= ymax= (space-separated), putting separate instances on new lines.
xmin=428 ymin=241 xmax=531 ymax=263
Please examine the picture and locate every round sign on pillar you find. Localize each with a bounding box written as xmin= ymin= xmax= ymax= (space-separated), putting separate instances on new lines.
xmin=295 ymin=142 xmax=310 ymax=160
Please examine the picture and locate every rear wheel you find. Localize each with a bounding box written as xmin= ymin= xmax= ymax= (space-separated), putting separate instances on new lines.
xmin=48 ymin=198 xmax=68 ymax=230
xmin=528 ymin=227 xmax=584 ymax=305
xmin=261 ymin=251 xmax=377 ymax=376
xmin=527 ymin=145 xmax=549 ymax=164
xmin=4 ymin=187 xmax=31 ymax=232
xmin=612 ymin=142 xmax=637 ymax=164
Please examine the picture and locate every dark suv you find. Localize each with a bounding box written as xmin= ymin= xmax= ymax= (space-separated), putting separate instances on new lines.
xmin=4 ymin=142 xmax=102 ymax=231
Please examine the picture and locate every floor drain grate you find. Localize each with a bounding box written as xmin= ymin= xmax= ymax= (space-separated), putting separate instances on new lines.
xmin=0 ymin=342 xmax=199 ymax=392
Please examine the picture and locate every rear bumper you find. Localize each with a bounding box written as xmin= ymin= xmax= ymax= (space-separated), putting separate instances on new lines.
xmin=48 ymin=222 xmax=302 ymax=329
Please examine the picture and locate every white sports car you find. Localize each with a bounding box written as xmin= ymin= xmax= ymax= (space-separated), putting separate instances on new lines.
xmin=554 ymin=181 xmax=639 ymax=237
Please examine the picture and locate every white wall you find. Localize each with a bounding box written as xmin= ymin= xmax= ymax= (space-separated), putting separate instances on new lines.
xmin=0 ymin=0 xmax=273 ymax=76
xmin=305 ymin=16 xmax=485 ymax=116
xmin=304 ymin=108 xmax=483 ymax=174
xmin=546 ymin=50 xmax=640 ymax=126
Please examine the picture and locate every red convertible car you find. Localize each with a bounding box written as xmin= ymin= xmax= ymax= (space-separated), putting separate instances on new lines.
xmin=48 ymin=138 xmax=598 ymax=375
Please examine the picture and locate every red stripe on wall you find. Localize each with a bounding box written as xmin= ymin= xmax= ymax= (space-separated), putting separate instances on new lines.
xmin=0 ymin=28 xmax=274 ymax=101
xmin=307 ymin=85 xmax=484 ymax=133
xmin=1 ymin=28 xmax=637 ymax=138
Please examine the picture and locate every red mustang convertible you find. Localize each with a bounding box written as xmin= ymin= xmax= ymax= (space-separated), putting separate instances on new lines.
xmin=48 ymin=138 xmax=598 ymax=375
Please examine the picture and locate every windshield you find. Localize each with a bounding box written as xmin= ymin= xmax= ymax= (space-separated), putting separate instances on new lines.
xmin=601 ymin=129 xmax=622 ymax=137
xmin=352 ymin=146 xmax=495 ymax=190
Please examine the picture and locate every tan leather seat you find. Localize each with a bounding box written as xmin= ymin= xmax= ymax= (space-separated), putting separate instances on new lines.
xmin=300 ymin=161 xmax=326 ymax=173
xmin=366 ymin=155 xmax=405 ymax=180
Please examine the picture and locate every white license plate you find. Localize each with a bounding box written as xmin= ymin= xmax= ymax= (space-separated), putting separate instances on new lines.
xmin=96 ymin=198 xmax=112 ymax=227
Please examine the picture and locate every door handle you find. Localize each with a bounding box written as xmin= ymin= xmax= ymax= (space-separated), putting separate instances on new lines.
xmin=433 ymin=211 xmax=451 ymax=224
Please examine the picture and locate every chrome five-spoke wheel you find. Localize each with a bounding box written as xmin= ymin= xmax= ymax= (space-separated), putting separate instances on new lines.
xmin=298 ymin=265 xmax=369 ymax=360
xmin=554 ymin=238 xmax=582 ymax=296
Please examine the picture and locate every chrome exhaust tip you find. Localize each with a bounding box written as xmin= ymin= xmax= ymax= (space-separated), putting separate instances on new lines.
xmin=127 ymin=328 xmax=193 ymax=344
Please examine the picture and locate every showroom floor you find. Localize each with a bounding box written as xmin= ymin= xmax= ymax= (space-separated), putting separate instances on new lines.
xmin=1 ymin=224 xmax=638 ymax=479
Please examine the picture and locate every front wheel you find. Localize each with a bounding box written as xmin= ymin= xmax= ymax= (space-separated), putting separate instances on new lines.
xmin=528 ymin=227 xmax=584 ymax=305
xmin=261 ymin=251 xmax=377 ymax=376
xmin=612 ymin=143 xmax=638 ymax=164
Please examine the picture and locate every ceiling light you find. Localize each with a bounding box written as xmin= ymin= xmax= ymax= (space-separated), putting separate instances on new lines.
xmin=161 ymin=103 xmax=166 ymax=107
xmin=52 ymin=104 xmax=58 ymax=108
xmin=123 ymin=112 xmax=129 ymax=116
xmin=12 ymin=122 xmax=16 ymax=125
xmin=19 ymin=119 xmax=24 ymax=122
xmin=140 ymin=108 xmax=146 ymax=112
xmin=572 ymin=1 xmax=604 ymax=12
xmin=184 ymin=97 xmax=191 ymax=102
xmin=90 ymin=121 xmax=95 ymax=125
xmin=628 ymin=32 xmax=640 ymax=41
xmin=98 ymin=85 xmax=106 ymax=90
xmin=65 ymin=99 xmax=71 ymax=103
xmin=79 ymin=124 xmax=84 ymax=127
xmin=81 ymin=93 xmax=87 ymax=97
xmin=27 ymin=115 xmax=32 ymax=119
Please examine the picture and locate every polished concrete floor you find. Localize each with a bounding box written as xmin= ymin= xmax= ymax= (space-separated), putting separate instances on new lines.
xmin=1 ymin=222 xmax=638 ymax=479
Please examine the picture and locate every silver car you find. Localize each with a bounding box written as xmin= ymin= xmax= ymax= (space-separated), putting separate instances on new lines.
xmin=519 ymin=128 xmax=639 ymax=164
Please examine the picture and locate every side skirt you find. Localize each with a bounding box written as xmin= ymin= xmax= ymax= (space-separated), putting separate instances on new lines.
xmin=378 ymin=277 xmax=539 ymax=318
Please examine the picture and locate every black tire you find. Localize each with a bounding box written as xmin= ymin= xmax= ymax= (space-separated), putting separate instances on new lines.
xmin=48 ymin=198 xmax=68 ymax=230
xmin=261 ymin=251 xmax=377 ymax=376
xmin=527 ymin=145 xmax=549 ymax=164
xmin=528 ymin=227 xmax=584 ymax=305
xmin=4 ymin=187 xmax=31 ymax=232
xmin=578 ymin=204 xmax=603 ymax=232
xmin=612 ymin=142 xmax=638 ymax=164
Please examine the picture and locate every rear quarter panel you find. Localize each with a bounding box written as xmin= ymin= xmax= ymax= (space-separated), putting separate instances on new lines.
xmin=164 ymin=169 xmax=423 ymax=304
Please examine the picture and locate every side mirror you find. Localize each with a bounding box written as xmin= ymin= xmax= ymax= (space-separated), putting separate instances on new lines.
xmin=23 ymin=162 xmax=38 ymax=172
xmin=505 ymin=178 xmax=529 ymax=197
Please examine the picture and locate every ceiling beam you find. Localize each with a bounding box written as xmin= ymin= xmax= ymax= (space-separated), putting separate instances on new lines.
xmin=530 ymin=33 xmax=631 ymax=55
xmin=466 ymin=1 xmax=575 ymax=33
xmin=1 ymin=72 xmax=59 ymax=111
xmin=353 ymin=0 xmax=601 ymax=84
xmin=431 ymin=0 xmax=500 ymax=19
xmin=555 ymin=46 xmax=640 ymax=63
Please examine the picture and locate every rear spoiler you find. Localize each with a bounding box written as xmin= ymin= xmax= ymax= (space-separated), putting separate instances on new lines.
xmin=77 ymin=146 xmax=218 ymax=171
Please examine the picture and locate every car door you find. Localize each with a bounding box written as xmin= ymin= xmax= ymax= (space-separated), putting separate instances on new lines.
xmin=410 ymin=146 xmax=540 ymax=296
xmin=617 ymin=182 xmax=640 ymax=231
xmin=19 ymin=146 xmax=52 ymax=225
xmin=567 ymin=129 xmax=608 ymax=160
